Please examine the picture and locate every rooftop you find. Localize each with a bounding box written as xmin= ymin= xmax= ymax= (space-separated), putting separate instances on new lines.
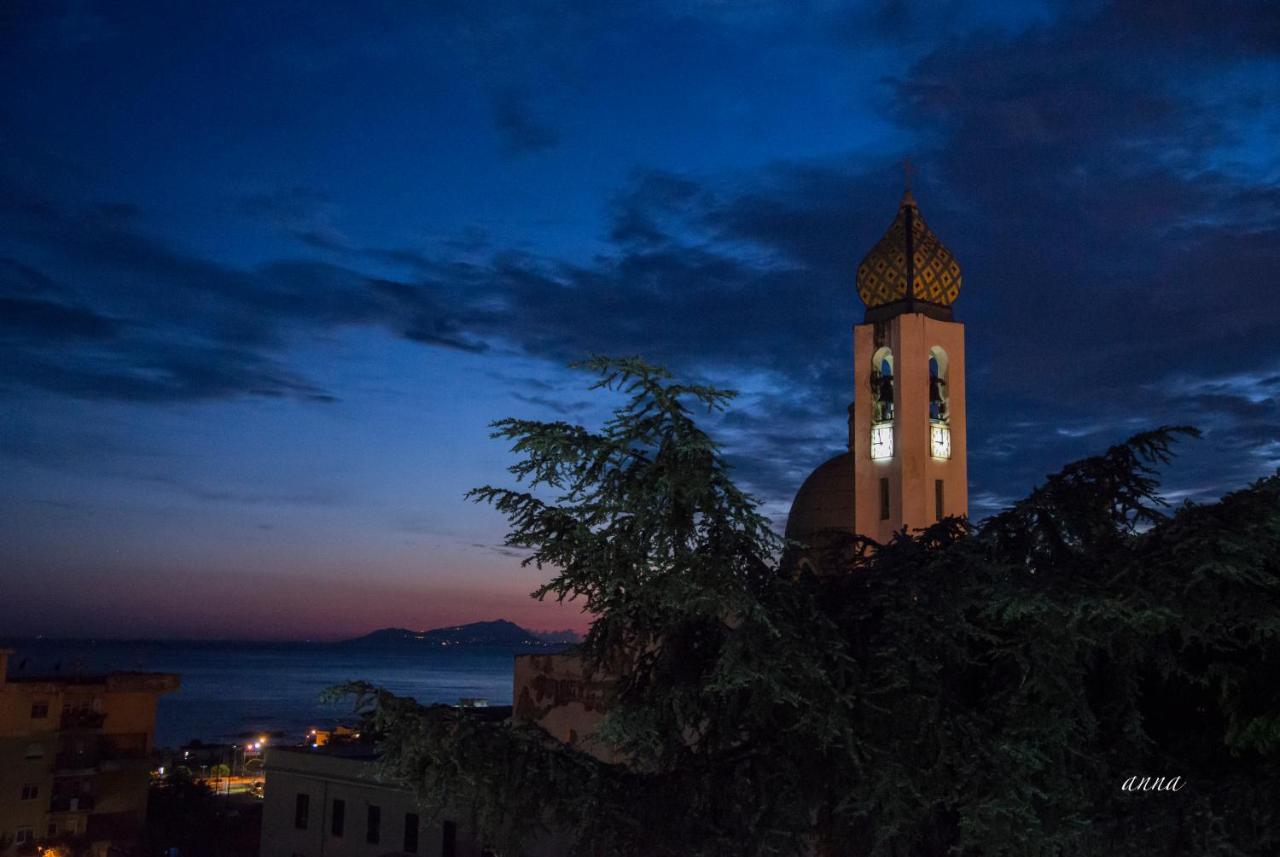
xmin=4 ymin=670 xmax=181 ymax=692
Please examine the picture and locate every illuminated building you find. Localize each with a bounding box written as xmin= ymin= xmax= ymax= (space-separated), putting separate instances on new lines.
xmin=510 ymin=187 xmax=970 ymax=753
xmin=787 ymin=187 xmax=968 ymax=567
xmin=0 ymin=649 xmax=178 ymax=855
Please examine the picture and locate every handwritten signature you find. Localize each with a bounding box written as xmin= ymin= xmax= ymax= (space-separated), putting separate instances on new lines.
xmin=1121 ymin=776 xmax=1185 ymax=792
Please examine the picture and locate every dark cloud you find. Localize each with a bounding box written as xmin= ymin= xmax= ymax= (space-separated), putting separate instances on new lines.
xmin=0 ymin=179 xmax=490 ymax=401
xmin=1 ymin=0 xmax=1276 ymax=514
xmin=491 ymin=90 xmax=560 ymax=155
xmin=236 ymin=186 xmax=350 ymax=251
xmin=510 ymin=392 xmax=593 ymax=416
xmin=0 ymin=296 xmax=118 ymax=342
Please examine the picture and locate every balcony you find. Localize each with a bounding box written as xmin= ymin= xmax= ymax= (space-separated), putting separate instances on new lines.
xmin=60 ymin=709 xmax=107 ymax=730
xmin=54 ymin=732 xmax=149 ymax=772
xmin=49 ymin=794 xmax=95 ymax=813
xmin=102 ymin=732 xmax=148 ymax=758
xmin=54 ymin=751 xmax=100 ymax=773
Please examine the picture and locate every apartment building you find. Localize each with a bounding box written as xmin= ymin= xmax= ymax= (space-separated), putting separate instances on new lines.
xmin=0 ymin=648 xmax=179 ymax=855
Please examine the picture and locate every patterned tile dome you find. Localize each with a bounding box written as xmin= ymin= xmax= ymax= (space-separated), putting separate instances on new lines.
xmin=856 ymin=191 xmax=962 ymax=310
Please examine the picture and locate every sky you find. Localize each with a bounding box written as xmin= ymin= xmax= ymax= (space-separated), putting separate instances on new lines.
xmin=1 ymin=0 xmax=1278 ymax=640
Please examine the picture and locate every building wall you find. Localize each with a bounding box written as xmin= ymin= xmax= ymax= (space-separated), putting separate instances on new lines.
xmin=0 ymin=653 xmax=177 ymax=854
xmin=853 ymin=313 xmax=968 ymax=542
xmin=0 ymin=737 xmax=52 ymax=848
xmin=261 ymin=748 xmax=484 ymax=857
xmin=512 ymin=653 xmax=616 ymax=763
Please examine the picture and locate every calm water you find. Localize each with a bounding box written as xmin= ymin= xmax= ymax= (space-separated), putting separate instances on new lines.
xmin=1 ymin=639 xmax=519 ymax=747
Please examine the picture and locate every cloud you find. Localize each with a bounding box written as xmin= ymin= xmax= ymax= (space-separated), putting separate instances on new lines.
xmin=1 ymin=0 xmax=1277 ymax=514
xmin=491 ymin=90 xmax=560 ymax=155
xmin=0 ymin=178 xmax=493 ymax=401
xmin=236 ymin=186 xmax=350 ymax=250
xmin=0 ymin=295 xmax=118 ymax=342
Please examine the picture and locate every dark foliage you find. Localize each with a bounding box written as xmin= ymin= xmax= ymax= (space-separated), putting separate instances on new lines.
xmin=145 ymin=769 xmax=261 ymax=857
xmin=340 ymin=359 xmax=1279 ymax=856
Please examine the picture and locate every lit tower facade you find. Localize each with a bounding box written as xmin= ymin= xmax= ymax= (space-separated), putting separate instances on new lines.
xmin=787 ymin=189 xmax=967 ymax=568
xmin=851 ymin=188 xmax=967 ymax=542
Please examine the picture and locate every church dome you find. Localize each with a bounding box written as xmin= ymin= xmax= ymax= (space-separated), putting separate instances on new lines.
xmin=785 ymin=452 xmax=855 ymax=572
xmin=856 ymin=190 xmax=962 ymax=312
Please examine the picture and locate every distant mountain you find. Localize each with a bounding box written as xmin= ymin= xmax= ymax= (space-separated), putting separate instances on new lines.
xmin=342 ymin=620 xmax=581 ymax=649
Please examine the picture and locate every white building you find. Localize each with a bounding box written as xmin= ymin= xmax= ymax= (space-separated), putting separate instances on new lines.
xmin=260 ymin=744 xmax=488 ymax=857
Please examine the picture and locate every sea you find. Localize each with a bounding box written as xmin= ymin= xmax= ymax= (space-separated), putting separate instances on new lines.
xmin=0 ymin=638 xmax=519 ymax=748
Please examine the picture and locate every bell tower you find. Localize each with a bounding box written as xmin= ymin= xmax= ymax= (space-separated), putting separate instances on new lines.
xmin=851 ymin=188 xmax=968 ymax=542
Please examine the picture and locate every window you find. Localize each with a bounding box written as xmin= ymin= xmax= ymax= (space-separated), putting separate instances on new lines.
xmin=24 ymin=743 xmax=44 ymax=760
xmin=928 ymin=346 xmax=950 ymax=423
xmin=15 ymin=828 xmax=33 ymax=844
xmin=403 ymin=812 xmax=419 ymax=853
xmin=330 ymin=798 xmax=345 ymax=836
xmin=879 ymin=478 xmax=890 ymax=521
xmin=48 ymin=822 xmax=58 ymax=837
xmin=294 ymin=793 xmax=310 ymax=830
xmin=935 ymin=480 xmax=944 ymax=521
xmin=442 ymin=820 xmax=458 ymax=857
xmin=30 ymin=702 xmax=49 ymax=719
xmin=871 ymin=346 xmax=895 ymax=423
xmin=365 ymin=804 xmax=381 ymax=844
xmin=21 ymin=783 xmax=39 ymax=800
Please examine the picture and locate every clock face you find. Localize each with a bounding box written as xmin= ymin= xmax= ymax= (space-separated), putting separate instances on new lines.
xmin=931 ymin=424 xmax=951 ymax=460
xmin=871 ymin=424 xmax=894 ymax=461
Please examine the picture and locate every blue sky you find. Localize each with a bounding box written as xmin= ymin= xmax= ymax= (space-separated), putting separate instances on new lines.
xmin=2 ymin=0 xmax=1278 ymax=639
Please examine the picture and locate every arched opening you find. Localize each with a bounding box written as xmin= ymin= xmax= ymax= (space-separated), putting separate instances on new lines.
xmin=928 ymin=345 xmax=949 ymax=423
xmin=928 ymin=345 xmax=952 ymax=460
xmin=871 ymin=346 xmax=894 ymax=423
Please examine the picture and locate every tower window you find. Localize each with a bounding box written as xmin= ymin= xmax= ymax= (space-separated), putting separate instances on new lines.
xmin=366 ymin=804 xmax=382 ymax=844
xmin=871 ymin=347 xmax=894 ymax=423
xmin=928 ymin=346 xmax=950 ymax=423
xmin=879 ymin=478 xmax=890 ymax=521
xmin=935 ymin=480 xmax=944 ymax=521
xmin=294 ymin=793 xmax=309 ymax=829
xmin=870 ymin=344 xmax=896 ymax=462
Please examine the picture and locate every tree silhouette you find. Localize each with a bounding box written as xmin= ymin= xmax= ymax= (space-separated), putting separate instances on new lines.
xmin=341 ymin=359 xmax=1280 ymax=856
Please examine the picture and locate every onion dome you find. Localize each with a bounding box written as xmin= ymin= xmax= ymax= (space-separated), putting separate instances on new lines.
xmin=856 ymin=190 xmax=962 ymax=321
